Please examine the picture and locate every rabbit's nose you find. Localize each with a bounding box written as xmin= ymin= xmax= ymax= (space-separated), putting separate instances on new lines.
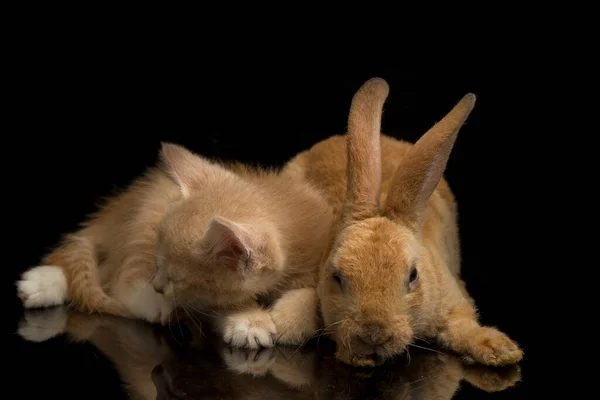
xmin=358 ymin=323 xmax=392 ymax=346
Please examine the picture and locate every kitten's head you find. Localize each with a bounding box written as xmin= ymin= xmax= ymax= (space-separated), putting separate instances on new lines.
xmin=151 ymin=143 xmax=286 ymax=310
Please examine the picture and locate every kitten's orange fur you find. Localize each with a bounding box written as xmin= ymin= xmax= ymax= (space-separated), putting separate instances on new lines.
xmin=276 ymin=78 xmax=523 ymax=367
xmin=16 ymin=143 xmax=332 ymax=347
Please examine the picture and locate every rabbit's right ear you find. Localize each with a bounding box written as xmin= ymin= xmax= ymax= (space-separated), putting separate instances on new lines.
xmin=384 ymin=93 xmax=476 ymax=231
xmin=341 ymin=78 xmax=390 ymax=224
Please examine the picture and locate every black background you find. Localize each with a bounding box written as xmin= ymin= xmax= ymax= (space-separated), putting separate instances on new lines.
xmin=4 ymin=29 xmax=543 ymax=399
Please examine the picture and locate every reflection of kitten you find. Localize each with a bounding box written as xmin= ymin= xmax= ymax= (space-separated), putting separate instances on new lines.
xmin=16 ymin=143 xmax=332 ymax=345
xmin=19 ymin=307 xmax=170 ymax=400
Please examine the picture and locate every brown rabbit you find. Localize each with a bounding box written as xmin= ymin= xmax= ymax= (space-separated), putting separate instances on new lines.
xmin=279 ymin=78 xmax=523 ymax=368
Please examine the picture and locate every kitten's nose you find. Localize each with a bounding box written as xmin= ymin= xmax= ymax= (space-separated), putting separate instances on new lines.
xmin=152 ymin=268 xmax=169 ymax=294
xmin=357 ymin=323 xmax=392 ymax=347
xmin=152 ymin=280 xmax=164 ymax=294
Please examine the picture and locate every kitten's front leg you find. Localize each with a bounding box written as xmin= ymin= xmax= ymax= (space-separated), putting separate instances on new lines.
xmin=437 ymin=305 xmax=523 ymax=367
xmin=269 ymin=288 xmax=319 ymax=345
xmin=217 ymin=305 xmax=277 ymax=349
xmin=112 ymin=272 xmax=173 ymax=325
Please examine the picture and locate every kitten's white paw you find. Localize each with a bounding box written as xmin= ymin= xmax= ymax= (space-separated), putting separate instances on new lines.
xmin=221 ymin=309 xmax=277 ymax=349
xmin=16 ymin=265 xmax=68 ymax=308
xmin=125 ymin=284 xmax=173 ymax=325
xmin=222 ymin=345 xmax=276 ymax=376
xmin=18 ymin=307 xmax=68 ymax=342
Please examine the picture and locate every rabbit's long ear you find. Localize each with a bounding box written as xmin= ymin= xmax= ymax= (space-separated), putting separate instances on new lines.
xmin=342 ymin=78 xmax=390 ymax=223
xmin=384 ymin=93 xmax=476 ymax=230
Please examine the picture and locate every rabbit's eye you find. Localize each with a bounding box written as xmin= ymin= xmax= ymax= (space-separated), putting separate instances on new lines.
xmin=332 ymin=272 xmax=343 ymax=286
xmin=409 ymin=266 xmax=418 ymax=284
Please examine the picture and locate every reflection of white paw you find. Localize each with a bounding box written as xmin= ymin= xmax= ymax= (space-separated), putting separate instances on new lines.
xmin=221 ymin=309 xmax=277 ymax=349
xmin=16 ymin=266 xmax=68 ymax=308
xmin=222 ymin=346 xmax=276 ymax=376
xmin=18 ymin=307 xmax=68 ymax=342
xmin=125 ymin=284 xmax=173 ymax=325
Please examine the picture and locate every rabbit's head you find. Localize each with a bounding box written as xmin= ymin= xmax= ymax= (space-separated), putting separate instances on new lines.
xmin=317 ymin=78 xmax=476 ymax=367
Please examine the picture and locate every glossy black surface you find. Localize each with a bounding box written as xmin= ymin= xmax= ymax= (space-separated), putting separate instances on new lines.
xmin=10 ymin=307 xmax=524 ymax=399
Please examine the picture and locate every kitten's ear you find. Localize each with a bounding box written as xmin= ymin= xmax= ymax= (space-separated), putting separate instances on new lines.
xmin=203 ymin=216 xmax=251 ymax=270
xmin=160 ymin=142 xmax=216 ymax=197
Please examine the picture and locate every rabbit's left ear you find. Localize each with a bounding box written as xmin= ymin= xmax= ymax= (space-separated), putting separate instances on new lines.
xmin=384 ymin=93 xmax=476 ymax=231
xmin=341 ymin=77 xmax=389 ymax=224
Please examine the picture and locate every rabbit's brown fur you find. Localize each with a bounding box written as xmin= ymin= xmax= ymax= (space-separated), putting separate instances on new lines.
xmin=280 ymin=78 xmax=523 ymax=368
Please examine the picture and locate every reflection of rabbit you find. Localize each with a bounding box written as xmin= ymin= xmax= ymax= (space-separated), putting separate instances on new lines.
xmin=277 ymin=78 xmax=522 ymax=368
xmin=161 ymin=335 xmax=521 ymax=399
xmin=312 ymin=344 xmax=521 ymax=400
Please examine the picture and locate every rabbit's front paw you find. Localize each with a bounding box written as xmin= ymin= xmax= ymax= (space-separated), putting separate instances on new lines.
xmin=465 ymin=327 xmax=523 ymax=367
xmin=222 ymin=345 xmax=276 ymax=376
xmin=221 ymin=309 xmax=277 ymax=349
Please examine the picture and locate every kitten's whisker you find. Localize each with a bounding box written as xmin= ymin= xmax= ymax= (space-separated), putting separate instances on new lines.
xmin=182 ymin=302 xmax=220 ymax=318
xmin=314 ymin=319 xmax=344 ymax=333
xmin=168 ymin=321 xmax=182 ymax=346
xmin=127 ymin=269 xmax=162 ymax=306
xmin=174 ymin=306 xmax=184 ymax=339
xmin=167 ymin=299 xmax=182 ymax=346
xmin=143 ymin=269 xmax=159 ymax=288
xmin=291 ymin=334 xmax=317 ymax=356
xmin=181 ymin=305 xmax=205 ymax=338
xmin=178 ymin=297 xmax=204 ymax=336
xmin=412 ymin=335 xmax=431 ymax=344
xmin=183 ymin=305 xmax=216 ymax=319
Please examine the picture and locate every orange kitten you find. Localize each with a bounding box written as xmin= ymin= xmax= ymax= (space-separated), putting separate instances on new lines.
xmin=16 ymin=142 xmax=332 ymax=348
